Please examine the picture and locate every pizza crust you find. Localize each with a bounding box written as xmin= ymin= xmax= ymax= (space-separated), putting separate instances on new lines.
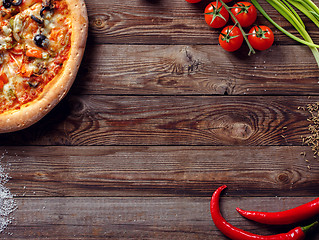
xmin=0 ymin=0 xmax=88 ymax=133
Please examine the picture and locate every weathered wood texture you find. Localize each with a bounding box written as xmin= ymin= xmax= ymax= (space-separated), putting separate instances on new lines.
xmin=3 ymin=197 xmax=319 ymax=240
xmin=86 ymin=0 xmax=319 ymax=45
xmin=0 ymin=96 xmax=317 ymax=146
xmin=75 ymin=44 xmax=319 ymax=95
xmin=2 ymin=0 xmax=319 ymax=239
xmin=1 ymin=146 xmax=317 ymax=198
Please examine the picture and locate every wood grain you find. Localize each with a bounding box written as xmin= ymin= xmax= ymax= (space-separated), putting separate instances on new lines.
xmin=3 ymin=0 xmax=319 ymax=238
xmin=75 ymin=44 xmax=319 ymax=95
xmin=86 ymin=0 xmax=319 ymax=45
xmin=0 ymin=96 xmax=316 ymax=146
xmin=3 ymin=197 xmax=319 ymax=239
xmin=1 ymin=146 xmax=317 ymax=198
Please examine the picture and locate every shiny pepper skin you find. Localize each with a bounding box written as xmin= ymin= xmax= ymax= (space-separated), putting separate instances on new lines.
xmin=236 ymin=197 xmax=319 ymax=225
xmin=210 ymin=185 xmax=316 ymax=240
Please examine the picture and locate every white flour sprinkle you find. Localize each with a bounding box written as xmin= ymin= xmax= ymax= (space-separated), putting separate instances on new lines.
xmin=0 ymin=152 xmax=17 ymax=233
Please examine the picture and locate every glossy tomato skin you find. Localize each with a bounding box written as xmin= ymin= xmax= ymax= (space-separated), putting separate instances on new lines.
xmin=219 ymin=25 xmax=243 ymax=52
xmin=248 ymin=25 xmax=274 ymax=51
xmin=185 ymin=0 xmax=201 ymax=3
xmin=231 ymin=2 xmax=257 ymax=27
xmin=205 ymin=2 xmax=229 ymax=28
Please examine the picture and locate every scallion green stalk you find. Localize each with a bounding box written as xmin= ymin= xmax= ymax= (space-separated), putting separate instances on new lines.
xmin=287 ymin=0 xmax=319 ymax=28
xmin=310 ymin=10 xmax=319 ymax=21
xmin=282 ymin=0 xmax=305 ymax=28
xmin=269 ymin=0 xmax=307 ymax=31
xmin=270 ymin=0 xmax=319 ymax=67
xmin=251 ymin=0 xmax=319 ymax=48
xmin=301 ymin=0 xmax=319 ymax=16
xmin=251 ymin=0 xmax=319 ymax=67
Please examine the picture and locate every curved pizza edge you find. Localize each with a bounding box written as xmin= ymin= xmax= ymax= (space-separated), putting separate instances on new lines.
xmin=0 ymin=0 xmax=88 ymax=133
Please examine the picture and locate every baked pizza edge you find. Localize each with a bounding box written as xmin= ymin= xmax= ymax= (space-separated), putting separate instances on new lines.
xmin=0 ymin=0 xmax=88 ymax=133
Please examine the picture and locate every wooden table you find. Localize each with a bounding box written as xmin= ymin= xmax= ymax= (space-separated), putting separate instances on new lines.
xmin=1 ymin=0 xmax=319 ymax=239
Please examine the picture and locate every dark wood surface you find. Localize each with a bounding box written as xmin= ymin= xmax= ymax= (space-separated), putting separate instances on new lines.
xmin=1 ymin=0 xmax=319 ymax=239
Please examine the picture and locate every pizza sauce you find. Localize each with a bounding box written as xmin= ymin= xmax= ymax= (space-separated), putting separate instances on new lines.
xmin=0 ymin=0 xmax=71 ymax=113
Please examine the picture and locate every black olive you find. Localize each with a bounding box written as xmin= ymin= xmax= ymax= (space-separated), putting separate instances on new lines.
xmin=34 ymin=34 xmax=48 ymax=48
xmin=40 ymin=6 xmax=51 ymax=18
xmin=28 ymin=81 xmax=39 ymax=88
xmin=40 ymin=1 xmax=53 ymax=17
xmin=43 ymin=0 xmax=52 ymax=7
xmin=3 ymin=0 xmax=12 ymax=8
xmin=40 ymin=7 xmax=46 ymax=17
xmin=31 ymin=15 xmax=44 ymax=25
xmin=11 ymin=0 xmax=21 ymax=6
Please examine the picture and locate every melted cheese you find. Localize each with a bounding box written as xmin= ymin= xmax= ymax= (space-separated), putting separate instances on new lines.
xmin=0 ymin=0 xmax=72 ymax=113
xmin=0 ymin=20 xmax=13 ymax=50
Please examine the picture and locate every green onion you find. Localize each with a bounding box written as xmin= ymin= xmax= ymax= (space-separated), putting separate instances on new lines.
xmin=282 ymin=0 xmax=305 ymax=28
xmin=251 ymin=0 xmax=319 ymax=48
xmin=301 ymin=0 xmax=319 ymax=17
xmin=251 ymin=0 xmax=319 ymax=67
xmin=287 ymin=0 xmax=319 ymax=28
xmin=269 ymin=0 xmax=319 ymax=66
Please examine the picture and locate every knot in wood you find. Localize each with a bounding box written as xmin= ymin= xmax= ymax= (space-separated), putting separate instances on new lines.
xmin=276 ymin=169 xmax=300 ymax=186
xmin=208 ymin=115 xmax=254 ymax=143
xmin=227 ymin=122 xmax=252 ymax=140
xmin=278 ymin=172 xmax=289 ymax=183
xmin=90 ymin=14 xmax=109 ymax=30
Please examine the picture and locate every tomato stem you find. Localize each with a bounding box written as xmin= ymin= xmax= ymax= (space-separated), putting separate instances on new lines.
xmin=219 ymin=0 xmax=256 ymax=55
xmin=221 ymin=24 xmax=241 ymax=43
xmin=205 ymin=0 xmax=228 ymax=25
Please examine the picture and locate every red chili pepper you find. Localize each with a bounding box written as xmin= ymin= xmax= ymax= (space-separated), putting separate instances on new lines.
xmin=236 ymin=197 xmax=319 ymax=225
xmin=210 ymin=185 xmax=318 ymax=240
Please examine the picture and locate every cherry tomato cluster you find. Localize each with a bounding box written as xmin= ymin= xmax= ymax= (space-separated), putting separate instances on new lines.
xmin=185 ymin=0 xmax=274 ymax=52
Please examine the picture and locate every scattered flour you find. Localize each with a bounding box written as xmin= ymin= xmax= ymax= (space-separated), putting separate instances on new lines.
xmin=0 ymin=152 xmax=17 ymax=233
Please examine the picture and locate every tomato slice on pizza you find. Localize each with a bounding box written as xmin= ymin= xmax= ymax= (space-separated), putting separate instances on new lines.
xmin=0 ymin=0 xmax=88 ymax=133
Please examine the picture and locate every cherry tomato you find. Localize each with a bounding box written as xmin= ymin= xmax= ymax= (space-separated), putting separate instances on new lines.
xmin=185 ymin=0 xmax=201 ymax=3
xmin=248 ymin=25 xmax=274 ymax=51
xmin=204 ymin=2 xmax=229 ymax=29
xmin=219 ymin=25 xmax=243 ymax=52
xmin=231 ymin=2 xmax=257 ymax=27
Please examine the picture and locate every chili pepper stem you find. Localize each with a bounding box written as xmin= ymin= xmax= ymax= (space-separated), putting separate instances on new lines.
xmin=301 ymin=221 xmax=318 ymax=234
xmin=219 ymin=0 xmax=256 ymax=55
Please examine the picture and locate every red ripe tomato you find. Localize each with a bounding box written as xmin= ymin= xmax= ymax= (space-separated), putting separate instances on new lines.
xmin=248 ymin=25 xmax=274 ymax=51
xmin=231 ymin=2 xmax=257 ymax=27
xmin=219 ymin=25 xmax=243 ymax=52
xmin=204 ymin=2 xmax=229 ymax=29
xmin=185 ymin=0 xmax=201 ymax=3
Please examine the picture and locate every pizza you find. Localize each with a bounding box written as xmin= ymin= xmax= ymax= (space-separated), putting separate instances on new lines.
xmin=0 ymin=0 xmax=88 ymax=133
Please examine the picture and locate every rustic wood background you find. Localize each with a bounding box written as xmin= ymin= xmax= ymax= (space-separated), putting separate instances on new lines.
xmin=1 ymin=0 xmax=319 ymax=239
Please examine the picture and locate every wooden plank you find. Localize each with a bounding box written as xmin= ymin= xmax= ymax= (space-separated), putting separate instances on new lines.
xmin=86 ymin=0 xmax=319 ymax=45
xmin=75 ymin=44 xmax=319 ymax=95
xmin=3 ymin=197 xmax=319 ymax=239
xmin=0 ymin=96 xmax=316 ymax=146
xmin=1 ymin=146 xmax=318 ymax=197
